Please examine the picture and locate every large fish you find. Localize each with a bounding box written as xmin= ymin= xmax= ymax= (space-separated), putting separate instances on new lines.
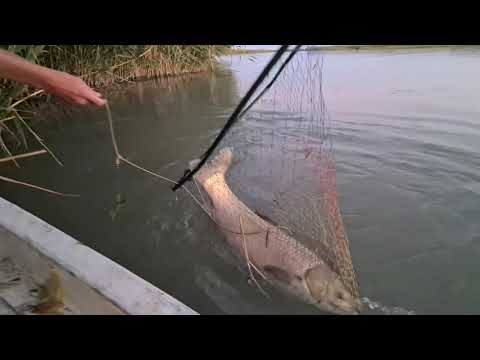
xmin=192 ymin=147 xmax=362 ymax=315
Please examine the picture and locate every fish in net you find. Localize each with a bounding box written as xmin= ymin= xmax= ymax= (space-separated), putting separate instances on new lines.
xmin=180 ymin=49 xmax=361 ymax=314
xmin=101 ymin=46 xmax=416 ymax=314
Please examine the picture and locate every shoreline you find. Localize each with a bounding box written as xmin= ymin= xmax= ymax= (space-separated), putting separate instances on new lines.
xmin=227 ymin=45 xmax=480 ymax=55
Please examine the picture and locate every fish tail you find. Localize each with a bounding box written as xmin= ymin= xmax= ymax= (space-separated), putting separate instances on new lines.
xmin=192 ymin=147 xmax=234 ymax=186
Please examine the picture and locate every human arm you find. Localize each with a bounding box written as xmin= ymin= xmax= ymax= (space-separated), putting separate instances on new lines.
xmin=0 ymin=49 xmax=106 ymax=107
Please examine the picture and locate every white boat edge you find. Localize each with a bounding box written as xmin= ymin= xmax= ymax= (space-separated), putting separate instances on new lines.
xmin=0 ymin=196 xmax=198 ymax=315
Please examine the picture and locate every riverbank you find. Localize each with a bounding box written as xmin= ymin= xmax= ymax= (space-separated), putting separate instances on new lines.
xmin=307 ymin=45 xmax=480 ymax=52
xmin=227 ymin=45 xmax=480 ymax=55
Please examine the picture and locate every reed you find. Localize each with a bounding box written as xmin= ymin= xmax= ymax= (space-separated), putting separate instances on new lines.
xmin=0 ymin=45 xmax=229 ymax=193
xmin=0 ymin=45 xmax=229 ymax=147
xmin=37 ymin=45 xmax=230 ymax=87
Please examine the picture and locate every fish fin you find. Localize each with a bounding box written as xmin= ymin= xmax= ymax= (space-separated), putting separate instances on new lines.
xmin=263 ymin=265 xmax=292 ymax=283
xmin=194 ymin=147 xmax=234 ymax=185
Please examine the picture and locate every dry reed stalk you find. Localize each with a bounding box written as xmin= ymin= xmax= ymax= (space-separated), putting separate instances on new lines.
xmin=104 ymin=101 xmax=270 ymax=238
xmin=0 ymin=131 xmax=19 ymax=168
xmin=8 ymin=90 xmax=45 ymax=110
xmin=13 ymin=110 xmax=63 ymax=166
xmin=0 ymin=175 xmax=78 ymax=197
xmin=0 ymin=149 xmax=47 ymax=163
xmin=0 ymin=116 xmax=15 ymax=123
xmin=239 ymin=215 xmax=269 ymax=298
xmin=0 ymin=121 xmax=21 ymax=146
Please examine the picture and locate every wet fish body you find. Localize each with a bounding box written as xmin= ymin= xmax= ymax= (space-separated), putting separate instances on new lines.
xmin=192 ymin=147 xmax=361 ymax=315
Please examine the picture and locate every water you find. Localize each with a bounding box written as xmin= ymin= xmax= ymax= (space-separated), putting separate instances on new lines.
xmin=2 ymin=47 xmax=480 ymax=314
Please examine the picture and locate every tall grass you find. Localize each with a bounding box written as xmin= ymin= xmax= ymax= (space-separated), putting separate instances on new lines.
xmin=38 ymin=45 xmax=230 ymax=87
xmin=0 ymin=45 xmax=229 ymax=162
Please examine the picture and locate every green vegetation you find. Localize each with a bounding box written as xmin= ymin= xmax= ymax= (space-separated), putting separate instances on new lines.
xmin=1 ymin=45 xmax=230 ymax=105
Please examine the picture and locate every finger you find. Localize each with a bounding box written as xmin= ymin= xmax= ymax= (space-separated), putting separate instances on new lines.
xmin=72 ymin=96 xmax=88 ymax=106
xmin=85 ymin=92 xmax=107 ymax=107
xmin=88 ymin=95 xmax=107 ymax=107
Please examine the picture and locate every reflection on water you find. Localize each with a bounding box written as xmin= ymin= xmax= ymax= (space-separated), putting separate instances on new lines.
xmin=1 ymin=48 xmax=480 ymax=314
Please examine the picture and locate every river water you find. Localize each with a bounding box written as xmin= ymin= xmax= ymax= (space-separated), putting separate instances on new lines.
xmin=1 ymin=47 xmax=480 ymax=314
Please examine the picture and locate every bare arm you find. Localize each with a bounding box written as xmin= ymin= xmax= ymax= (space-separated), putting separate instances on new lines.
xmin=0 ymin=49 xmax=106 ymax=107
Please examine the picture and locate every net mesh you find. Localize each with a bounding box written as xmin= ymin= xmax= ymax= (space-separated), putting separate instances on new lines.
xmin=189 ymin=51 xmax=359 ymax=300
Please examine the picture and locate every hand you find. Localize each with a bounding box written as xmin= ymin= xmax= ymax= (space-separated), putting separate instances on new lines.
xmin=0 ymin=49 xmax=106 ymax=107
xmin=40 ymin=70 xmax=106 ymax=107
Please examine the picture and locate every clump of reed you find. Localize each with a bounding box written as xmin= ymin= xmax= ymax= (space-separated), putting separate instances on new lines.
xmin=37 ymin=45 xmax=230 ymax=88
xmin=0 ymin=44 xmax=229 ymax=144
xmin=0 ymin=45 xmax=229 ymax=193
xmin=1 ymin=45 xmax=230 ymax=108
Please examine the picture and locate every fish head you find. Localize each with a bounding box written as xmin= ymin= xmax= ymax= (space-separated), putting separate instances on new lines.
xmin=304 ymin=263 xmax=362 ymax=315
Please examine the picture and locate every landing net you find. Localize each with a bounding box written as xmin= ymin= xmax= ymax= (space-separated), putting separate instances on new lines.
xmin=180 ymin=48 xmax=360 ymax=299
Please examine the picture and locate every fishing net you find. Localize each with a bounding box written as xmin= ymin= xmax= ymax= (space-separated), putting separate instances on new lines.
xmin=100 ymin=46 xmax=419 ymax=314
xmin=179 ymin=48 xmax=360 ymax=303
